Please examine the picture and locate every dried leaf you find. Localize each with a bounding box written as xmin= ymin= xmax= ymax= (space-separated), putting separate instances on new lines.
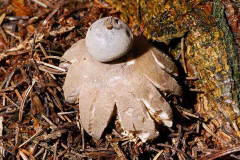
xmin=30 ymin=92 xmax=44 ymax=115
xmin=9 ymin=0 xmax=32 ymax=16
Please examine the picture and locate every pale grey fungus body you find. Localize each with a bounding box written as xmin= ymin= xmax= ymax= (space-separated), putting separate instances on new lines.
xmin=86 ymin=17 xmax=133 ymax=62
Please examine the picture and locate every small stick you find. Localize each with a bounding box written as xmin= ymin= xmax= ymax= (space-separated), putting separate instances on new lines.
xmin=2 ymin=93 xmax=5 ymax=107
xmin=0 ymin=13 xmax=6 ymax=26
xmin=4 ymin=29 xmax=21 ymax=41
xmin=47 ymin=87 xmax=63 ymax=111
xmin=57 ymin=114 xmax=66 ymax=121
xmin=112 ymin=129 xmax=123 ymax=138
xmin=39 ymin=43 xmax=48 ymax=57
xmin=41 ymin=2 xmax=62 ymax=27
xmin=0 ymin=27 xmax=7 ymax=43
xmin=41 ymin=114 xmax=57 ymax=129
xmin=3 ymin=94 xmax=20 ymax=108
xmin=15 ymin=125 xmax=19 ymax=146
xmin=171 ymin=125 xmax=182 ymax=157
xmin=37 ymin=60 xmax=66 ymax=72
xmin=41 ymin=0 xmax=54 ymax=8
xmin=189 ymin=88 xmax=204 ymax=93
xmin=106 ymin=135 xmax=127 ymax=160
xmin=76 ymin=114 xmax=81 ymax=131
xmin=31 ymin=0 xmax=48 ymax=8
xmin=0 ymin=72 xmax=10 ymax=89
xmin=19 ymin=150 xmax=28 ymax=160
xmin=232 ymin=120 xmax=239 ymax=132
xmin=186 ymin=77 xmax=198 ymax=80
xmin=53 ymin=140 xmax=59 ymax=160
xmin=18 ymin=128 xmax=43 ymax=148
xmin=198 ymin=144 xmax=240 ymax=160
xmin=42 ymin=55 xmax=69 ymax=62
xmin=94 ymin=0 xmax=112 ymax=9
xmin=57 ymin=111 xmax=76 ymax=115
xmin=42 ymin=150 xmax=47 ymax=160
xmin=63 ymin=115 xmax=72 ymax=123
xmin=19 ymin=79 xmax=36 ymax=122
xmin=38 ymin=66 xmax=66 ymax=75
xmin=177 ymin=107 xmax=199 ymax=119
xmin=81 ymin=127 xmax=85 ymax=150
xmin=11 ymin=81 xmax=23 ymax=102
xmin=0 ymin=116 xmax=3 ymax=137
xmin=39 ymin=43 xmax=55 ymax=71
xmin=0 ymin=79 xmax=26 ymax=93
xmin=57 ymin=148 xmax=68 ymax=158
xmin=20 ymin=148 xmax=35 ymax=159
xmin=181 ymin=37 xmax=188 ymax=74
xmin=149 ymin=146 xmax=162 ymax=152
xmin=78 ymin=117 xmax=85 ymax=150
xmin=202 ymin=123 xmax=228 ymax=146
xmin=153 ymin=150 xmax=163 ymax=160
xmin=34 ymin=148 xmax=45 ymax=158
xmin=157 ymin=143 xmax=191 ymax=160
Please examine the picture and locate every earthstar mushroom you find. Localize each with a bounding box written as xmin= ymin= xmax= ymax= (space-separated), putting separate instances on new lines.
xmin=62 ymin=17 xmax=182 ymax=142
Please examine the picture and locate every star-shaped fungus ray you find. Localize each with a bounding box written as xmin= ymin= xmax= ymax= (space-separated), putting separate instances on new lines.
xmin=62 ymin=37 xmax=182 ymax=141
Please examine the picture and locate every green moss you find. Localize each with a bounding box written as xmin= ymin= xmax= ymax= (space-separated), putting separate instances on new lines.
xmin=212 ymin=0 xmax=240 ymax=107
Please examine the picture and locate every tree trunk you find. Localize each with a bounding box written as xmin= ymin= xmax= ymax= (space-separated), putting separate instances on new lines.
xmin=107 ymin=0 xmax=240 ymax=148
